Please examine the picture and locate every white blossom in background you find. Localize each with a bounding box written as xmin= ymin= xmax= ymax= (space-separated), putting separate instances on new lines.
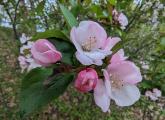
xmin=3 ymin=0 xmax=8 ymax=3
xmin=141 ymin=0 xmax=164 ymax=30
xmin=153 ymin=88 xmax=162 ymax=97
xmin=19 ymin=33 xmax=32 ymax=44
xmin=140 ymin=61 xmax=149 ymax=70
xmin=26 ymin=58 xmax=41 ymax=72
xmin=141 ymin=1 xmax=153 ymax=11
xmin=0 ymin=5 xmax=3 ymax=12
xmin=20 ymin=42 xmax=33 ymax=54
xmin=18 ymin=56 xmax=28 ymax=73
xmin=145 ymin=88 xmax=162 ymax=101
xmin=133 ymin=0 xmax=142 ymax=5
xmin=152 ymin=10 xmax=159 ymax=23
xmin=18 ymin=33 xmax=41 ymax=73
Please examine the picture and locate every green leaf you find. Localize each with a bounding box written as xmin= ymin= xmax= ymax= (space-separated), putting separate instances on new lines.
xmin=20 ymin=67 xmax=75 ymax=116
xmin=83 ymin=0 xmax=92 ymax=5
xmin=36 ymin=1 xmax=45 ymax=14
xmin=49 ymin=38 xmax=76 ymax=65
xmin=69 ymin=0 xmax=77 ymax=6
xmin=71 ymin=5 xmax=82 ymax=17
xmin=59 ymin=4 xmax=78 ymax=28
xmin=32 ymin=30 xmax=68 ymax=41
xmin=91 ymin=5 xmax=103 ymax=17
xmin=21 ymin=67 xmax=53 ymax=90
xmin=108 ymin=0 xmax=117 ymax=6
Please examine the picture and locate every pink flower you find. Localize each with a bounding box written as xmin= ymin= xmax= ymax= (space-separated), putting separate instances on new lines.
xmin=75 ymin=68 xmax=98 ymax=93
xmin=94 ymin=49 xmax=142 ymax=112
xmin=70 ymin=21 xmax=121 ymax=66
xmin=31 ymin=39 xmax=62 ymax=66
xmin=118 ymin=13 xmax=128 ymax=29
xmin=113 ymin=10 xmax=128 ymax=30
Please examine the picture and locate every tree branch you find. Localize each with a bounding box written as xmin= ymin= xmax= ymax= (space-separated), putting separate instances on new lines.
xmin=1 ymin=0 xmax=21 ymax=40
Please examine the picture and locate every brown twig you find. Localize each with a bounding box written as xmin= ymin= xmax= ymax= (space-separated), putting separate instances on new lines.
xmin=1 ymin=0 xmax=21 ymax=40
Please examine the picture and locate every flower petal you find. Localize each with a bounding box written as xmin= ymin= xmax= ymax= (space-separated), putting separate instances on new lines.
xmin=94 ymin=59 xmax=103 ymax=66
xmin=31 ymin=45 xmax=61 ymax=66
xmin=94 ymin=79 xmax=110 ymax=112
xmin=79 ymin=21 xmax=107 ymax=41
xmin=34 ymin=39 xmax=55 ymax=52
xmin=75 ymin=51 xmax=93 ymax=65
xmin=42 ymin=50 xmax=61 ymax=63
xmin=111 ymin=84 xmax=140 ymax=106
xmin=75 ymin=21 xmax=107 ymax=49
xmin=70 ymin=27 xmax=83 ymax=52
xmin=108 ymin=61 xmax=142 ymax=84
xmin=84 ymin=50 xmax=107 ymax=60
xmin=110 ymin=49 xmax=127 ymax=63
xmin=102 ymin=69 xmax=111 ymax=97
xmin=118 ymin=13 xmax=128 ymax=28
xmin=103 ymin=37 xmax=121 ymax=51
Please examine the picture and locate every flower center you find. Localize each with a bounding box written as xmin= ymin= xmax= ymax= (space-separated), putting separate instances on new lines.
xmin=82 ymin=36 xmax=97 ymax=51
xmin=110 ymin=74 xmax=124 ymax=89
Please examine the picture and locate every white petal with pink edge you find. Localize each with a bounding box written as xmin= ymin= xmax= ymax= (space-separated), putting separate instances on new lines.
xmin=110 ymin=84 xmax=140 ymax=106
xmin=94 ymin=79 xmax=110 ymax=112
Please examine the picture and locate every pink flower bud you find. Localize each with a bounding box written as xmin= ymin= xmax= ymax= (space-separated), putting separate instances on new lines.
xmin=75 ymin=68 xmax=98 ymax=93
xmin=31 ymin=39 xmax=62 ymax=66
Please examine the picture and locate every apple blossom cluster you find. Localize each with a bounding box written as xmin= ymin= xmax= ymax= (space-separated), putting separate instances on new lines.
xmin=18 ymin=33 xmax=41 ymax=73
xmin=23 ymin=20 xmax=142 ymax=112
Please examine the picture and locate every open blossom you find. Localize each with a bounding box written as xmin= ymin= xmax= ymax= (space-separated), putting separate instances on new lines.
xmin=70 ymin=21 xmax=121 ymax=66
xmin=20 ymin=41 xmax=34 ymax=55
xmin=18 ymin=55 xmax=41 ymax=72
xmin=26 ymin=57 xmax=42 ymax=71
xmin=94 ymin=49 xmax=142 ymax=112
xmin=31 ymin=39 xmax=62 ymax=66
xmin=75 ymin=68 xmax=98 ymax=93
xmin=18 ymin=56 xmax=28 ymax=73
xmin=18 ymin=34 xmax=42 ymax=72
xmin=113 ymin=10 xmax=128 ymax=29
xmin=19 ymin=33 xmax=32 ymax=44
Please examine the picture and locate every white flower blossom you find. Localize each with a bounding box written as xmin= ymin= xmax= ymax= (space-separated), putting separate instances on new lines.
xmin=145 ymin=88 xmax=162 ymax=101
xmin=19 ymin=33 xmax=32 ymax=44
xmin=18 ymin=33 xmax=41 ymax=73
xmin=26 ymin=58 xmax=42 ymax=72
